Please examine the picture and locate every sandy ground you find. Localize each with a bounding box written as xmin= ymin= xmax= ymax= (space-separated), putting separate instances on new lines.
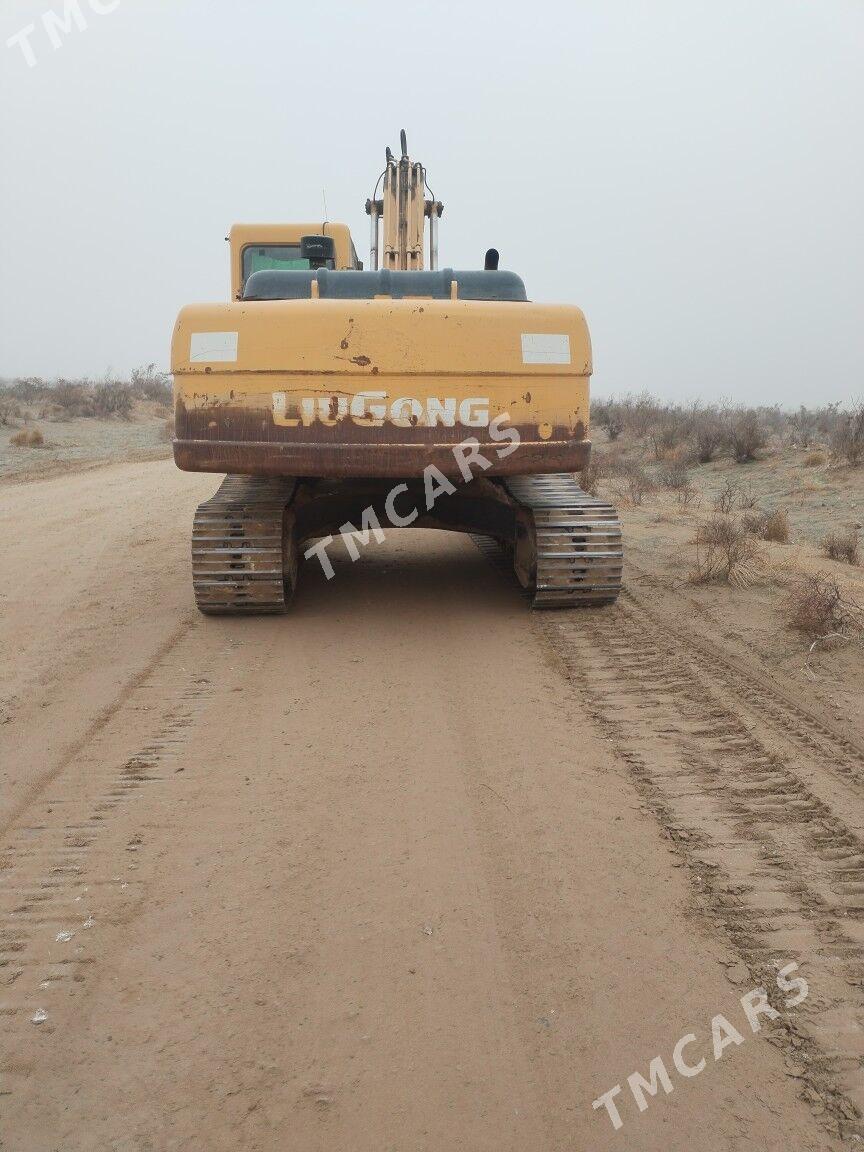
xmin=1 ymin=414 xmax=170 ymax=484
xmin=2 ymin=458 xmax=864 ymax=1150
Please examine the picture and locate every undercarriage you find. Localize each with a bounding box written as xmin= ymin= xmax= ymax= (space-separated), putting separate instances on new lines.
xmin=191 ymin=474 xmax=623 ymax=614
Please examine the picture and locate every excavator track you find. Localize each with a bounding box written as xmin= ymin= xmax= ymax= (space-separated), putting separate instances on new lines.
xmin=192 ymin=476 xmax=297 ymax=615
xmin=504 ymin=474 xmax=623 ymax=608
xmin=190 ymin=474 xmax=621 ymax=615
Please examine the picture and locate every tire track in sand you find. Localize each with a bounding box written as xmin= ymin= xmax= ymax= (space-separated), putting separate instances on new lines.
xmin=541 ymin=596 xmax=864 ymax=1144
xmin=0 ymin=627 xmax=218 ymax=1094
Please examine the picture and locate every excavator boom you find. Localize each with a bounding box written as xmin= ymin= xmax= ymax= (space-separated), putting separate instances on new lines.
xmin=367 ymin=131 xmax=443 ymax=272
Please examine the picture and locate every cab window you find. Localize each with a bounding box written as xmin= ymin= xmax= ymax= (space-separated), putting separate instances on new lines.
xmin=242 ymin=245 xmax=310 ymax=287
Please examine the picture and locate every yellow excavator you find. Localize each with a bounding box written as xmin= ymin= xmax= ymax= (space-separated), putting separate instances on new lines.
xmin=171 ymin=133 xmax=622 ymax=613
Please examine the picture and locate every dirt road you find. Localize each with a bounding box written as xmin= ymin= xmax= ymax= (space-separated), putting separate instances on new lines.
xmin=1 ymin=460 xmax=861 ymax=1150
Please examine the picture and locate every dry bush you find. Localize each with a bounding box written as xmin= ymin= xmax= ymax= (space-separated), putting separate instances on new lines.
xmin=132 ymin=364 xmax=173 ymax=406
xmin=591 ymin=392 xmax=663 ymax=440
xmin=7 ymin=377 xmax=51 ymax=405
xmin=804 ymin=450 xmax=825 ymax=467
xmin=622 ymin=462 xmax=655 ymax=505
xmin=579 ymin=399 xmax=861 ymax=467
xmin=736 ymin=482 xmax=758 ymax=509
xmin=692 ymin=515 xmax=761 ymax=587
xmin=815 ymin=403 xmax=843 ymax=439
xmin=820 ymin=527 xmax=860 ymax=566
xmin=727 ymin=409 xmax=768 ymax=463
xmin=0 ymin=396 xmax=22 ymax=426
xmin=650 ymin=419 xmax=683 ymax=461
xmin=676 ymin=443 xmax=704 ymax=468
xmin=604 ymin=415 xmax=624 ymax=441
xmin=759 ymin=508 xmax=789 ymax=543
xmin=38 ymin=402 xmax=70 ymax=423
xmin=10 ymin=428 xmax=45 ymax=448
xmin=93 ymin=381 xmax=134 ymax=418
xmin=658 ymin=459 xmax=703 ymax=508
xmin=830 ymin=401 xmax=864 ymax=467
xmin=676 ymin=481 xmax=700 ymax=509
xmin=580 ymin=456 xmax=602 ymax=496
xmin=622 ymin=393 xmax=657 ymax=439
xmin=30 ymin=377 xmax=138 ymax=422
xmin=657 ymin=460 xmax=692 ymax=491
xmin=713 ymin=479 xmax=739 ymax=515
xmin=592 ymin=398 xmax=624 ymax=442
xmin=692 ymin=415 xmax=724 ymax=463
xmin=786 ymin=406 xmax=820 ymax=448
xmin=51 ymin=380 xmax=94 ymax=418
xmin=760 ymin=405 xmax=786 ymax=437
xmin=784 ymin=574 xmax=845 ymax=636
xmin=160 ymin=417 xmax=175 ymax=444
xmin=742 ymin=508 xmax=789 ymax=543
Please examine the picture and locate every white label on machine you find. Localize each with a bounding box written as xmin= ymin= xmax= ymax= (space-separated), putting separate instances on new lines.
xmin=521 ymin=333 xmax=571 ymax=365
xmin=190 ymin=332 xmax=239 ymax=363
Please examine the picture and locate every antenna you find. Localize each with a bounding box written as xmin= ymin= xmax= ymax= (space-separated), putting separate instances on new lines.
xmin=322 ymin=188 xmax=328 ymax=221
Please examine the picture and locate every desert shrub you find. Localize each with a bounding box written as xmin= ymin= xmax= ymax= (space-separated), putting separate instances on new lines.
xmin=742 ymin=508 xmax=789 ymax=543
xmin=713 ymin=479 xmax=739 ymax=515
xmin=622 ymin=393 xmax=657 ymax=439
xmin=693 ymin=516 xmax=761 ymax=586
xmin=676 ymin=481 xmax=700 ymax=509
xmin=595 ymin=392 xmax=667 ymax=440
xmin=759 ymin=508 xmax=789 ymax=543
xmin=784 ymin=574 xmax=844 ymax=636
xmin=815 ymin=403 xmax=842 ymax=438
xmin=38 ymin=403 xmax=65 ymax=422
xmin=580 ymin=455 xmax=604 ymax=496
xmin=760 ymin=405 xmax=786 ymax=437
xmin=592 ymin=398 xmax=624 ymax=442
xmin=650 ymin=419 xmax=682 ymax=461
xmin=93 ymin=381 xmax=134 ymax=418
xmin=675 ymin=443 xmax=703 ymax=468
xmin=132 ymin=364 xmax=172 ymax=406
xmin=785 ymin=406 xmax=819 ymax=448
xmin=736 ymin=482 xmax=757 ymax=510
xmin=0 ymin=396 xmax=21 ymax=426
xmin=8 ymin=377 xmax=50 ymax=404
xmin=10 ymin=428 xmax=45 ymax=448
xmin=692 ymin=414 xmax=724 ymax=463
xmin=568 ymin=398 xmax=864 ymax=469
xmin=819 ymin=527 xmax=860 ymax=566
xmin=622 ymin=462 xmax=655 ymax=505
xmin=51 ymin=380 xmax=94 ymax=418
xmin=657 ymin=460 xmax=692 ymax=491
xmin=727 ymin=409 xmax=768 ymax=463
xmin=830 ymin=401 xmax=864 ymax=467
xmin=567 ymin=400 xmax=864 ymax=465
xmin=804 ymin=451 xmax=825 ymax=467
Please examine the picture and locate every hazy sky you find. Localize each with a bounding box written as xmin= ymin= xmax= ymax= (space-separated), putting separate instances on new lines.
xmin=1 ymin=0 xmax=862 ymax=405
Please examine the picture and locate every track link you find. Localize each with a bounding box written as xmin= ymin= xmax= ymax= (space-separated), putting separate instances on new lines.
xmin=504 ymin=474 xmax=623 ymax=608
xmin=192 ymin=477 xmax=297 ymax=615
